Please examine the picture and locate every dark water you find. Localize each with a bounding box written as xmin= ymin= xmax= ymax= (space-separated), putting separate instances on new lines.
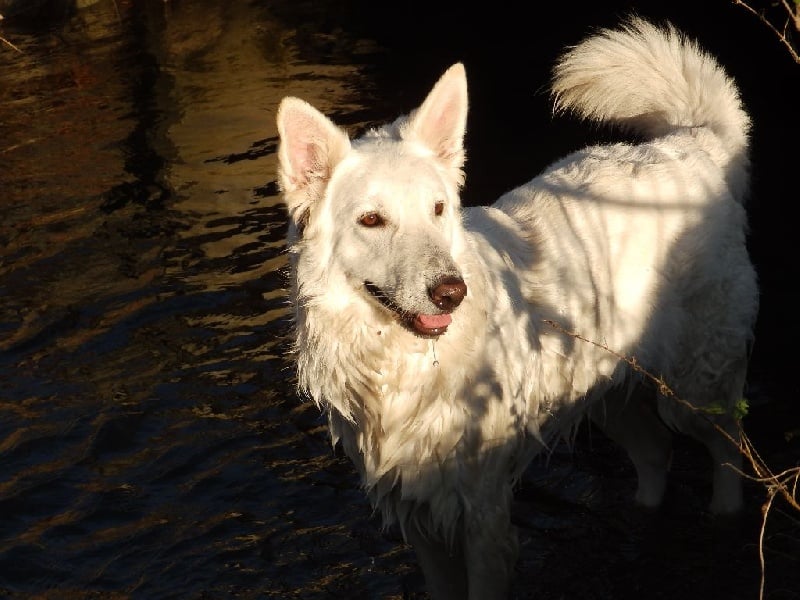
xmin=1 ymin=1 xmax=798 ymax=599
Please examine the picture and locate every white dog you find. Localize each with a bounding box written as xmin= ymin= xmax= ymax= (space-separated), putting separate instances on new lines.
xmin=277 ymin=17 xmax=758 ymax=600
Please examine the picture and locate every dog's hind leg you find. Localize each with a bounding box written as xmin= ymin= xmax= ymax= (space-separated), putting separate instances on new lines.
xmin=679 ymin=406 xmax=744 ymax=515
xmin=658 ymin=357 xmax=747 ymax=515
xmin=405 ymin=521 xmax=468 ymax=600
xmin=660 ymin=364 xmax=748 ymax=515
xmin=591 ymin=387 xmax=674 ymax=509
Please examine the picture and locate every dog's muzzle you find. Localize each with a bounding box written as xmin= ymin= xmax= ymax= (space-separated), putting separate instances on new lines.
xmin=365 ymin=276 xmax=467 ymax=337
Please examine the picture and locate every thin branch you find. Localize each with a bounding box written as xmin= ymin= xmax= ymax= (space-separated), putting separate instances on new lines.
xmin=732 ymin=0 xmax=800 ymax=63
xmin=758 ymin=492 xmax=775 ymax=600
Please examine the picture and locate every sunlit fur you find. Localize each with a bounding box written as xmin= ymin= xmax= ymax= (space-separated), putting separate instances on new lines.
xmin=277 ymin=17 xmax=758 ymax=600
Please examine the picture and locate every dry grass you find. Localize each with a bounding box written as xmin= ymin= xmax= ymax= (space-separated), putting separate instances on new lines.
xmin=544 ymin=318 xmax=800 ymax=600
xmin=0 ymin=12 xmax=21 ymax=53
xmin=0 ymin=13 xmax=23 ymax=53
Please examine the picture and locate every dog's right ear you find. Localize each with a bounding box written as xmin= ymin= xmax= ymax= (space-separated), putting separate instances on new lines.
xmin=400 ymin=62 xmax=468 ymax=173
xmin=277 ymin=97 xmax=351 ymax=229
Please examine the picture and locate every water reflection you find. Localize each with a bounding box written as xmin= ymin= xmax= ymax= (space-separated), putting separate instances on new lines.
xmin=0 ymin=1 xmax=412 ymax=597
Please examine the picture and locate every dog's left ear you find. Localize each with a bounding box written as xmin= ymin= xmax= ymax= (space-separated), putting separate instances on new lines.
xmin=401 ymin=63 xmax=468 ymax=171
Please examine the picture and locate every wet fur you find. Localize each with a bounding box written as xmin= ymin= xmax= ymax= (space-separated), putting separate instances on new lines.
xmin=277 ymin=17 xmax=758 ymax=600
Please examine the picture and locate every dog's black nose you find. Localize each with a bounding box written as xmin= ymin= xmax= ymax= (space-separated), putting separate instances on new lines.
xmin=429 ymin=276 xmax=467 ymax=311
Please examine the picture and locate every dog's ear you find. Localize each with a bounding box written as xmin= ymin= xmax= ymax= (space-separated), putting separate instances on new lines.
xmin=277 ymin=97 xmax=351 ymax=224
xmin=401 ymin=63 xmax=468 ymax=171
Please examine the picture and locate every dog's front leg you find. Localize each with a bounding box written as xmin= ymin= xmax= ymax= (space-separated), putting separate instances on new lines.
xmin=463 ymin=504 xmax=518 ymax=600
xmin=405 ymin=521 xmax=468 ymax=600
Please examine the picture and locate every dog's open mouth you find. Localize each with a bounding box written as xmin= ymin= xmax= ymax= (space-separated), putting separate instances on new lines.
xmin=364 ymin=281 xmax=453 ymax=337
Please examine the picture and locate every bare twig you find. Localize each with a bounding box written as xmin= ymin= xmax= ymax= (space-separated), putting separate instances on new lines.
xmin=758 ymin=491 xmax=775 ymax=599
xmin=732 ymin=0 xmax=800 ymax=63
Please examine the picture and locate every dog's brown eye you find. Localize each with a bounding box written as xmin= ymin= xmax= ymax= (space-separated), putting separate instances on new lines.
xmin=434 ymin=201 xmax=444 ymax=216
xmin=359 ymin=212 xmax=384 ymax=227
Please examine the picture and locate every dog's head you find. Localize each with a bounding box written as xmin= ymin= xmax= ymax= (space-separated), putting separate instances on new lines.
xmin=277 ymin=64 xmax=470 ymax=337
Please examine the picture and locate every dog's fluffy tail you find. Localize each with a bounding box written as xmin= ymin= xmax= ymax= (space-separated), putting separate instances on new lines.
xmin=552 ymin=17 xmax=750 ymax=201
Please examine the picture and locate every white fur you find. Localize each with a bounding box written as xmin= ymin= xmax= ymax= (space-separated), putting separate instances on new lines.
xmin=277 ymin=17 xmax=758 ymax=600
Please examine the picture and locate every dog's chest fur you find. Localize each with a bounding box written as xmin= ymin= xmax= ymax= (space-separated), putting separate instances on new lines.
xmin=292 ymin=229 xmax=601 ymax=533
xmin=311 ymin=325 xmax=539 ymax=535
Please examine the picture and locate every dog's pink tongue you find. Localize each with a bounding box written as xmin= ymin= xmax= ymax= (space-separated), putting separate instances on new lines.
xmin=418 ymin=313 xmax=452 ymax=329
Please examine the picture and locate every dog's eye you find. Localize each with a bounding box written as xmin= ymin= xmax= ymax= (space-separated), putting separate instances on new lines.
xmin=359 ymin=212 xmax=385 ymax=227
xmin=434 ymin=201 xmax=444 ymax=217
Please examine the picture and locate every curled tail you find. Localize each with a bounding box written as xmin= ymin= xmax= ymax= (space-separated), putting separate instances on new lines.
xmin=552 ymin=17 xmax=750 ymax=202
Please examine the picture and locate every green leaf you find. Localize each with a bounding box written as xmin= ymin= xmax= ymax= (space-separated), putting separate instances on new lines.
xmin=733 ymin=397 xmax=749 ymax=420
